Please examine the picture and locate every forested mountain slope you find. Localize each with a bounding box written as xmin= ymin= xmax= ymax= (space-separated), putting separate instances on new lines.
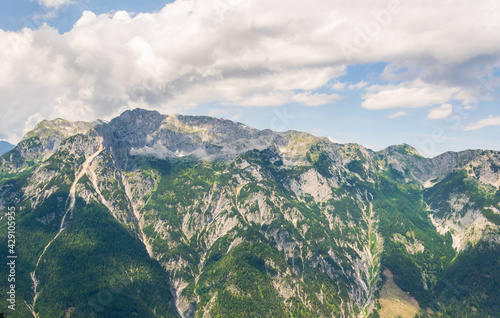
xmin=1 ymin=109 xmax=498 ymax=317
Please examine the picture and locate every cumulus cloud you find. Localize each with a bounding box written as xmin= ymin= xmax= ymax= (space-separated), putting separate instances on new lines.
xmin=361 ymin=81 xmax=461 ymax=109
xmin=427 ymin=103 xmax=453 ymax=120
xmin=462 ymin=116 xmax=500 ymax=131
xmin=1 ymin=0 xmax=500 ymax=142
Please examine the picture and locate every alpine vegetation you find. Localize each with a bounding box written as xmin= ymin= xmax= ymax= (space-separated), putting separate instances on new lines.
xmin=0 ymin=109 xmax=499 ymax=317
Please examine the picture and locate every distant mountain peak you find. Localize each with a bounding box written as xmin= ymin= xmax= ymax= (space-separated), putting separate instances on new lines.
xmin=0 ymin=140 xmax=14 ymax=156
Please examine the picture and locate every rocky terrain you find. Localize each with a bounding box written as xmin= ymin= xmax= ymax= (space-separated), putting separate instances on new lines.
xmin=0 ymin=109 xmax=499 ymax=318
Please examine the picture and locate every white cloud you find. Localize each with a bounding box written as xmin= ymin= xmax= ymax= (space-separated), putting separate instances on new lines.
xmin=387 ymin=111 xmax=408 ymax=119
xmin=427 ymin=104 xmax=453 ymax=120
xmin=348 ymin=81 xmax=368 ymax=90
xmin=330 ymin=81 xmax=347 ymax=91
xmin=462 ymin=116 xmax=500 ymax=131
xmin=23 ymin=113 xmax=45 ymax=136
xmin=362 ymin=81 xmax=461 ymax=110
xmin=329 ymin=81 xmax=368 ymax=91
xmin=292 ymin=92 xmax=343 ymax=106
xmin=1 ymin=0 xmax=500 ymax=141
xmin=37 ymin=0 xmax=73 ymax=9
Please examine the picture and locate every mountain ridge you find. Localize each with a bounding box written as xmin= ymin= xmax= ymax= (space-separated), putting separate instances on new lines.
xmin=0 ymin=108 xmax=499 ymax=317
xmin=6 ymin=108 xmax=500 ymax=188
xmin=7 ymin=108 xmax=496 ymax=162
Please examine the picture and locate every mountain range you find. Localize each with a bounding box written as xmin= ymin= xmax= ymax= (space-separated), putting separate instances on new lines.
xmin=0 ymin=140 xmax=14 ymax=156
xmin=0 ymin=108 xmax=499 ymax=318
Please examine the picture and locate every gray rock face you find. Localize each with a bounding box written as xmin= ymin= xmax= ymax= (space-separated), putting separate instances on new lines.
xmin=95 ymin=109 xmax=282 ymax=164
xmin=0 ymin=118 xmax=99 ymax=173
xmin=375 ymin=144 xmax=494 ymax=186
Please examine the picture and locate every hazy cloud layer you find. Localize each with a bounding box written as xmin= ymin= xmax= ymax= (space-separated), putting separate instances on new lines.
xmin=1 ymin=0 xmax=500 ymax=141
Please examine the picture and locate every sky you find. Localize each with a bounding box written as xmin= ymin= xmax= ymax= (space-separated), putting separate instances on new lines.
xmin=1 ymin=0 xmax=499 ymax=157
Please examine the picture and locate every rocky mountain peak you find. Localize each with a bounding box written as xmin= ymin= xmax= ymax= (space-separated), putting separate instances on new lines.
xmin=23 ymin=118 xmax=97 ymax=142
xmin=384 ymin=143 xmax=422 ymax=158
xmin=0 ymin=118 xmax=100 ymax=172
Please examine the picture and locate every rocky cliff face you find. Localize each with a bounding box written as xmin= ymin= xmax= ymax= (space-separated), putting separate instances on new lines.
xmin=1 ymin=109 xmax=499 ymax=318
